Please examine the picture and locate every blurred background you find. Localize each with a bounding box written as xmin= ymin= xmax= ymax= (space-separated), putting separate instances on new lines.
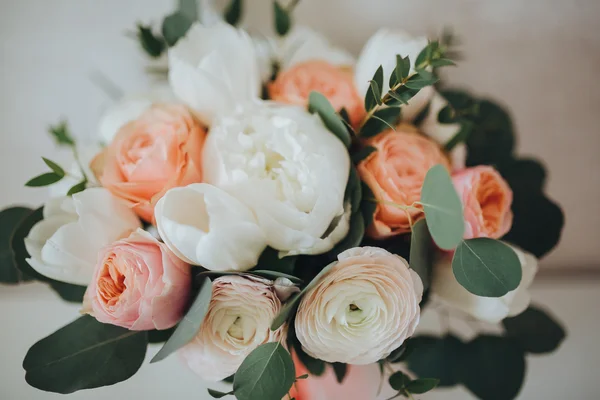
xmin=1 ymin=0 xmax=599 ymax=399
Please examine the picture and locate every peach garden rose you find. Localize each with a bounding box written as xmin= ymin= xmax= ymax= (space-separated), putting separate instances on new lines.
xmin=83 ymin=229 xmax=191 ymax=330
xmin=358 ymin=125 xmax=450 ymax=238
xmin=91 ymin=104 xmax=206 ymax=222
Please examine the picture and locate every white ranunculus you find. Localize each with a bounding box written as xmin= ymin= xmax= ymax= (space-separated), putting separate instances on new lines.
xmin=154 ymin=183 xmax=267 ymax=271
xmin=295 ymin=247 xmax=423 ymax=364
xmin=24 ymin=188 xmax=141 ymax=285
xmin=431 ymin=245 xmax=538 ymax=323
xmin=202 ymin=102 xmax=351 ymax=257
xmin=354 ymin=29 xmax=433 ymax=121
xmin=168 ymin=22 xmax=260 ymax=125
xmin=420 ymin=91 xmax=467 ymax=170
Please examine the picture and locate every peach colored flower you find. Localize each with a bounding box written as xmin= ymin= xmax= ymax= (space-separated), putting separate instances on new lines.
xmin=295 ymin=247 xmax=423 ymax=365
xmin=83 ymin=229 xmax=191 ymax=330
xmin=452 ymin=166 xmax=513 ymax=239
xmin=91 ymin=104 xmax=206 ymax=222
xmin=268 ymin=60 xmax=365 ymax=127
xmin=357 ymin=125 xmax=450 ymax=238
xmin=180 ymin=275 xmax=286 ymax=381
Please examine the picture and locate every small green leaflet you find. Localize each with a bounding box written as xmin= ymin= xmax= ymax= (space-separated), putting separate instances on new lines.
xmin=420 ymin=164 xmax=464 ymax=250
xmin=25 ymin=173 xmax=63 ymax=187
xmin=67 ymin=179 xmax=87 ymax=196
xmin=360 ymin=107 xmax=400 ymax=138
xmin=364 ymin=65 xmax=384 ymax=111
xmin=151 ymin=278 xmax=213 ymax=362
xmin=405 ymin=378 xmax=440 ymax=394
xmin=233 ymin=342 xmax=296 ymax=400
xmin=452 ymin=238 xmax=521 ymax=297
xmin=409 ymin=219 xmax=434 ymax=291
xmin=48 ymin=120 xmax=75 ymax=146
xmin=389 ymin=371 xmax=410 ymax=390
xmin=332 ymin=362 xmax=347 ymax=383
xmin=224 ymin=0 xmax=243 ymax=26
xmin=207 ymin=388 xmax=234 ymax=398
xmin=273 ymin=1 xmax=291 ymax=36
xmin=136 ymin=24 xmax=166 ymax=58
xmin=42 ymin=157 xmax=65 ymax=176
xmin=308 ymin=91 xmax=351 ymax=147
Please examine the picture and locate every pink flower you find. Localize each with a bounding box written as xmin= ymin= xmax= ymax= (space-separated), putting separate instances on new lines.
xmin=452 ymin=166 xmax=513 ymax=239
xmin=83 ymin=229 xmax=191 ymax=330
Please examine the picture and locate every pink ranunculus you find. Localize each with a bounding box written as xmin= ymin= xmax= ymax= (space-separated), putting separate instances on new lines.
xmin=83 ymin=228 xmax=191 ymax=330
xmin=452 ymin=166 xmax=513 ymax=239
xmin=91 ymin=104 xmax=207 ymax=223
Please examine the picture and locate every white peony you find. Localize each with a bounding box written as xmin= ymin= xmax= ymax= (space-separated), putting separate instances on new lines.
xmin=202 ymin=102 xmax=351 ymax=257
xmin=354 ymin=29 xmax=433 ymax=121
xmin=430 ymin=244 xmax=538 ymax=323
xmin=24 ymin=188 xmax=141 ymax=285
xmin=168 ymin=22 xmax=260 ymax=125
xmin=295 ymin=247 xmax=423 ymax=364
xmin=154 ymin=183 xmax=267 ymax=271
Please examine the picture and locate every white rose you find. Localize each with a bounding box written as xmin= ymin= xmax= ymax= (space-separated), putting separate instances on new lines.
xmin=354 ymin=28 xmax=433 ymax=121
xmin=24 ymin=188 xmax=141 ymax=285
xmin=420 ymin=91 xmax=467 ymax=171
xmin=430 ymin=244 xmax=538 ymax=323
xmin=168 ymin=22 xmax=260 ymax=125
xmin=295 ymin=247 xmax=423 ymax=364
xmin=154 ymin=183 xmax=267 ymax=271
xmin=180 ymin=275 xmax=286 ymax=381
xmin=202 ymin=102 xmax=351 ymax=257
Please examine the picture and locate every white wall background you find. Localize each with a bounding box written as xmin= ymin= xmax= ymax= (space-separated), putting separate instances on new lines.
xmin=1 ymin=0 xmax=599 ymax=399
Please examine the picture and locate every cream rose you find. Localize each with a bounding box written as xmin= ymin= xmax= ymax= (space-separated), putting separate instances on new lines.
xmin=202 ymin=102 xmax=351 ymax=257
xmin=295 ymin=247 xmax=423 ymax=364
xmin=180 ymin=275 xmax=286 ymax=381
xmin=431 ymin=244 xmax=537 ymax=323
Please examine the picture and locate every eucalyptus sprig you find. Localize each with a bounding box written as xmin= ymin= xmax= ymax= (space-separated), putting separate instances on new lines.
xmin=387 ymin=371 xmax=439 ymax=399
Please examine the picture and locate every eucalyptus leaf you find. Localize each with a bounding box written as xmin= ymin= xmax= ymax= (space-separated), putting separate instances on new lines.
xmin=67 ymin=179 xmax=87 ymax=196
xmin=409 ymin=219 xmax=433 ymax=291
xmin=178 ymin=0 xmax=199 ymax=21
xmin=452 ymin=238 xmax=521 ymax=297
xmin=147 ymin=327 xmax=175 ymax=344
xmin=48 ymin=120 xmax=74 ymax=146
xmin=273 ymin=1 xmax=291 ymax=36
xmin=136 ymin=24 xmax=166 ymax=58
xmin=351 ymin=146 xmax=377 ymax=165
xmin=162 ymin=12 xmax=193 ymax=46
xmin=405 ymin=378 xmax=439 ymax=394
xmin=344 ymin=166 xmax=362 ymax=213
xmin=420 ymin=164 xmax=464 ymax=250
xmin=0 ymin=206 xmax=33 ymax=283
xmin=404 ymin=72 xmax=438 ymax=90
xmin=48 ymin=281 xmax=86 ymax=303
xmin=407 ymin=335 xmax=465 ymax=387
xmin=502 ymin=306 xmax=566 ymax=354
xmin=364 ymin=65 xmax=384 ymax=111
xmin=332 ymin=363 xmax=347 ymax=384
xmin=11 ymin=206 xmax=43 ymax=281
xmin=360 ymin=107 xmax=400 ymax=138
xmin=233 ymin=342 xmax=296 ymax=400
xmin=360 ymin=183 xmax=377 ymax=230
xmin=25 ymin=172 xmax=64 ymax=187
xmin=388 ymin=371 xmax=410 ymax=390
xmin=224 ymin=0 xmax=243 ymax=25
xmin=330 ymin=211 xmax=365 ymax=255
xmin=23 ymin=316 xmax=147 ymax=393
xmin=294 ymin=342 xmax=326 ymax=376
xmin=254 ymin=247 xmax=297 ymax=276
xmin=42 ymin=157 xmax=65 ymax=176
xmin=208 ymin=388 xmax=234 ymax=398
xmin=308 ymin=91 xmax=351 ymax=148
xmin=151 ymin=278 xmax=213 ymax=362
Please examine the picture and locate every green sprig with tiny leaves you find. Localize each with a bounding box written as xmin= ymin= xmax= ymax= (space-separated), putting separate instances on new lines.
xmin=387 ymin=371 xmax=439 ymax=399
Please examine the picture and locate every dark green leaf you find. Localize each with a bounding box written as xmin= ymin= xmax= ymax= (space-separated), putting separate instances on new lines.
xmin=406 ymin=335 xmax=465 ymax=387
xmin=48 ymin=281 xmax=86 ymax=303
xmin=208 ymin=388 xmax=234 ymax=398
xmin=404 ymin=72 xmax=438 ymax=90
xmin=344 ymin=166 xmax=362 ymax=213
xmin=147 ymin=327 xmax=175 ymax=344
xmin=502 ymin=306 xmax=566 ymax=354
xmin=162 ymin=12 xmax=193 ymax=47
xmin=25 ymin=172 xmax=64 ymax=187
xmin=409 ymin=219 xmax=433 ymax=291
xmin=387 ymin=340 xmax=415 ymax=363
xmin=67 ymin=179 xmax=87 ymax=196
xmin=254 ymin=247 xmax=297 ymax=276
xmin=295 ymin=343 xmax=326 ymax=376
xmin=136 ymin=24 xmax=166 ymax=58
xmin=296 ymin=374 xmax=309 ymax=380
xmin=499 ymin=158 xmax=547 ymax=194
xmin=233 ymin=342 xmax=295 ymax=400
xmin=386 ymin=86 xmax=419 ymax=106
xmin=388 ymin=371 xmax=409 ymax=390
xmin=11 ymin=206 xmax=43 ymax=282
xmin=23 ymin=316 xmax=147 ymax=394
xmin=273 ymin=1 xmax=291 ymax=36
xmin=405 ymin=378 xmax=439 ymax=394
xmin=391 ymin=54 xmax=410 ymax=87
xmin=224 ymin=0 xmax=243 ymax=25
xmin=42 ymin=158 xmax=65 ymax=176
xmin=308 ymin=91 xmax=351 ymax=147
xmin=420 ymin=164 xmax=464 ymax=250
xmin=360 ymin=183 xmax=377 ymax=231
xmin=151 ymin=278 xmax=213 ymax=362
xmin=412 ymin=101 xmax=430 ymax=126
xmin=332 ymin=363 xmax=347 ymax=384
xmin=351 ymin=146 xmax=377 ymax=165
xmin=360 ymin=107 xmax=400 ymax=138
xmin=430 ymin=58 xmax=456 ymax=68
xmin=437 ymin=105 xmax=456 ymax=123
xmin=415 ymin=45 xmax=429 ymax=69
xmin=364 ymin=65 xmax=384 ymax=111
xmin=452 ymin=238 xmax=521 ymax=297
xmin=0 ymin=206 xmax=33 ymax=283
xmin=178 ymin=0 xmax=198 ymax=20
xmin=48 ymin=120 xmax=74 ymax=146
xmin=330 ymin=211 xmax=364 ymax=255
xmin=444 ymin=120 xmax=473 ymax=151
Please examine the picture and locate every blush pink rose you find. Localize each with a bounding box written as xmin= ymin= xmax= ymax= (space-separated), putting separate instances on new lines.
xmin=268 ymin=60 xmax=365 ymax=128
xmin=91 ymin=104 xmax=207 ymax=222
xmin=83 ymin=229 xmax=191 ymax=330
xmin=357 ymin=125 xmax=450 ymax=238
xmin=452 ymin=166 xmax=513 ymax=239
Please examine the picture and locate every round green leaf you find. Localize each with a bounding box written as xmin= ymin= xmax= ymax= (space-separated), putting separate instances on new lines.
xmin=407 ymin=335 xmax=465 ymax=387
xmin=502 ymin=306 xmax=566 ymax=354
xmin=0 ymin=206 xmax=33 ymax=283
xmin=389 ymin=371 xmax=410 ymax=390
xmin=405 ymin=378 xmax=439 ymax=394
xmin=452 ymin=238 xmax=522 ymax=297
xmin=233 ymin=342 xmax=296 ymax=400
xmin=420 ymin=164 xmax=464 ymax=250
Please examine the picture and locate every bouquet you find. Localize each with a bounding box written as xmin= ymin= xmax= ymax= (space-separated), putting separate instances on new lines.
xmin=0 ymin=1 xmax=566 ymax=399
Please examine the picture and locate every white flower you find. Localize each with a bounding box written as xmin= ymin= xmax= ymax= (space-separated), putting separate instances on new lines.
xmin=251 ymin=34 xmax=277 ymax=82
xmin=180 ymin=275 xmax=286 ymax=381
xmin=154 ymin=183 xmax=267 ymax=271
xmin=431 ymin=244 xmax=538 ymax=323
xmin=420 ymin=91 xmax=467 ymax=170
xmin=295 ymin=247 xmax=423 ymax=364
xmin=202 ymin=102 xmax=351 ymax=257
xmin=168 ymin=22 xmax=260 ymax=125
xmin=24 ymin=188 xmax=141 ymax=285
xmin=354 ymin=29 xmax=433 ymax=121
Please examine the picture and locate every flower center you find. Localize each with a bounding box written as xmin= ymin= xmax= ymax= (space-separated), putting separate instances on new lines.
xmin=97 ymin=257 xmax=127 ymax=306
xmin=227 ymin=316 xmax=244 ymax=340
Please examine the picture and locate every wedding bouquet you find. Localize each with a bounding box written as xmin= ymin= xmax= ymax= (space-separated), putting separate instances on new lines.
xmin=0 ymin=1 xmax=566 ymax=399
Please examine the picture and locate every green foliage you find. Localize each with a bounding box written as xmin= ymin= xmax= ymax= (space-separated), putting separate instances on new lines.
xmin=364 ymin=65 xmax=384 ymax=111
xmin=42 ymin=157 xmax=65 ymax=176
xmin=332 ymin=363 xmax=347 ymax=383
xmin=345 ymin=166 xmax=362 ymax=213
xmin=0 ymin=206 xmax=34 ymax=283
xmin=273 ymin=1 xmax=291 ymax=36
xmin=404 ymin=70 xmax=439 ymax=90
xmin=294 ymin=342 xmax=326 ymax=376
xmin=389 ymin=54 xmax=410 ymax=88
xmin=224 ymin=0 xmax=243 ymax=25
xmin=162 ymin=12 xmax=194 ymax=47
xmin=308 ymin=91 xmax=351 ymax=148
xmin=67 ymin=179 xmax=87 ymax=196
xmin=502 ymin=306 xmax=566 ymax=354
xmin=254 ymin=247 xmax=298 ymax=276
xmin=152 ymin=278 xmax=213 ymax=363
xmin=360 ymin=183 xmax=377 ymax=231
xmin=233 ymin=342 xmax=296 ymax=400
xmin=452 ymin=238 xmax=521 ymax=297
xmin=136 ymin=24 xmax=166 ymax=58
xmin=360 ymin=107 xmax=401 ymax=138
xmin=406 ymin=335 xmax=464 ymax=387
xmin=23 ymin=316 xmax=147 ymax=393
xmin=208 ymin=389 xmax=234 ymax=398
xmin=329 ymin=211 xmax=364 ymax=255
xmin=409 ymin=219 xmax=434 ymax=291
xmin=25 ymin=172 xmax=63 ymax=187
xmin=48 ymin=120 xmax=75 ymax=146
xmin=420 ymin=164 xmax=464 ymax=250
xmin=147 ymin=327 xmax=175 ymax=344
xmin=388 ymin=370 xmax=439 ymax=397
xmin=351 ymin=146 xmax=377 ymax=164
xmin=388 ymin=371 xmax=410 ymax=390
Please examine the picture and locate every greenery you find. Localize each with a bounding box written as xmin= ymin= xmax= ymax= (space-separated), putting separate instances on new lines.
xmin=502 ymin=306 xmax=566 ymax=354
xmin=308 ymin=91 xmax=352 ymax=147
xmin=409 ymin=219 xmax=434 ymax=291
xmin=388 ymin=370 xmax=439 ymax=398
xmin=0 ymin=207 xmax=35 ymax=284
xmin=224 ymin=0 xmax=243 ymax=26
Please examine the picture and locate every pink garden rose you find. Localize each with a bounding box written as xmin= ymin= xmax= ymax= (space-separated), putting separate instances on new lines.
xmin=452 ymin=166 xmax=513 ymax=239
xmin=268 ymin=60 xmax=365 ymax=127
xmin=91 ymin=104 xmax=206 ymax=222
xmin=83 ymin=229 xmax=191 ymax=330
